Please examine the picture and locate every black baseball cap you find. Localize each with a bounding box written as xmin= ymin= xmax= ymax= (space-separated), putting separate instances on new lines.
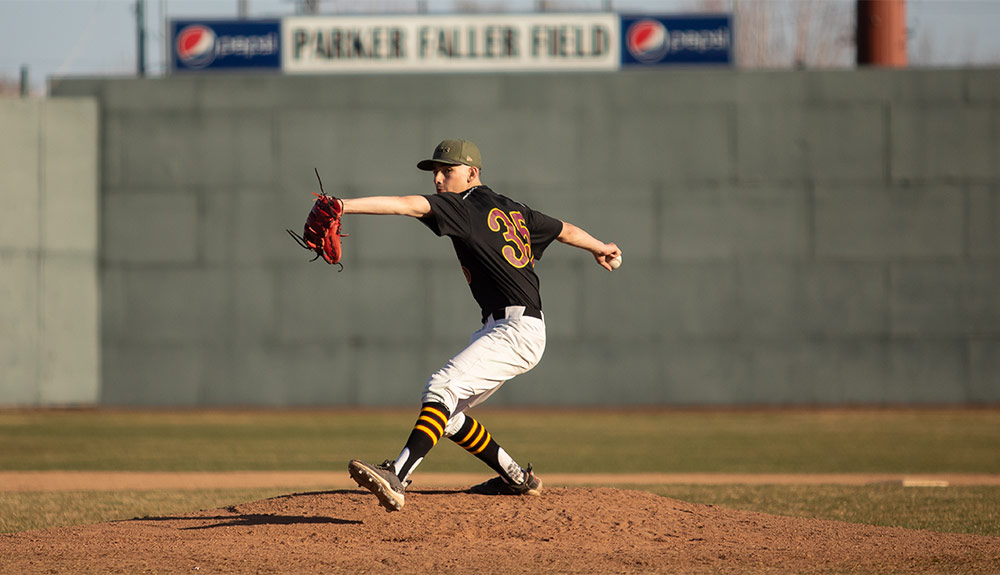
xmin=417 ymin=139 xmax=482 ymax=171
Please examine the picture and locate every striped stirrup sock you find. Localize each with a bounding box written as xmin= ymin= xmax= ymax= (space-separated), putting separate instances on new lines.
xmin=450 ymin=415 xmax=524 ymax=485
xmin=394 ymin=402 xmax=450 ymax=482
xmin=412 ymin=403 xmax=448 ymax=446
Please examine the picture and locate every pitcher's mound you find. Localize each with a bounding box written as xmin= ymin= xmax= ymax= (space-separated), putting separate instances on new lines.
xmin=2 ymin=487 xmax=998 ymax=574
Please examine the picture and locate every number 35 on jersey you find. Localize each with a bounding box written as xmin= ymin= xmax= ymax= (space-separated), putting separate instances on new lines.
xmin=487 ymin=208 xmax=533 ymax=268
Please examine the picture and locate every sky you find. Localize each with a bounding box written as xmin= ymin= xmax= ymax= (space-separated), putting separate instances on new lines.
xmin=2 ymin=0 xmax=1000 ymax=95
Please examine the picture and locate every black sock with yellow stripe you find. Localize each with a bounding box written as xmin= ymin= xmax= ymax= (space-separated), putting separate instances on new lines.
xmin=450 ymin=415 xmax=524 ymax=485
xmin=394 ymin=402 xmax=449 ymax=482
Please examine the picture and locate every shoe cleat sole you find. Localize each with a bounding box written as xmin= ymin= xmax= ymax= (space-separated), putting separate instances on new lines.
xmin=348 ymin=459 xmax=405 ymax=512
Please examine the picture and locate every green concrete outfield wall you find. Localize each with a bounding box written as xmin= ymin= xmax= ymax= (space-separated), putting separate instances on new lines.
xmin=0 ymin=99 xmax=100 ymax=406
xmin=50 ymin=68 xmax=1000 ymax=406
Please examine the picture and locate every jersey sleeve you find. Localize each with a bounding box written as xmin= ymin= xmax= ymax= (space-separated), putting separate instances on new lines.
xmin=418 ymin=193 xmax=471 ymax=239
xmin=526 ymin=209 xmax=563 ymax=261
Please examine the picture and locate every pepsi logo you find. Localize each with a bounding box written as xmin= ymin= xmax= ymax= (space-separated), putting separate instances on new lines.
xmin=626 ymin=19 xmax=669 ymax=63
xmin=176 ymin=25 xmax=217 ymax=68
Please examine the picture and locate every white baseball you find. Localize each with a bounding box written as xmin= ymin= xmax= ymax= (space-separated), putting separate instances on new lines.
xmin=609 ymin=254 xmax=622 ymax=270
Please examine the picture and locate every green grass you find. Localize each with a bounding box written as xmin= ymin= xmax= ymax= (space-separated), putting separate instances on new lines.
xmin=645 ymin=484 xmax=1000 ymax=537
xmin=0 ymin=488 xmax=291 ymax=533
xmin=2 ymin=408 xmax=998 ymax=473
xmin=1 ymin=408 xmax=999 ymax=535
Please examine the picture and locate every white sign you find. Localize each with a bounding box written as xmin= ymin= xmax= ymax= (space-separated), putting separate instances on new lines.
xmin=283 ymin=14 xmax=619 ymax=73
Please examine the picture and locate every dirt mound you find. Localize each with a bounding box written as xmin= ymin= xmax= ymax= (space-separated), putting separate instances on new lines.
xmin=2 ymin=487 xmax=998 ymax=574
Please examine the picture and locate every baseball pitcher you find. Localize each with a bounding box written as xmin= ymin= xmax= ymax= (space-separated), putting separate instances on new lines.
xmin=293 ymin=139 xmax=621 ymax=512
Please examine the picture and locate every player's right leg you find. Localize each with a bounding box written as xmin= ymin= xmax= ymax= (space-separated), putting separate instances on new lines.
xmin=466 ymin=463 xmax=542 ymax=496
xmin=419 ymin=313 xmax=546 ymax=496
xmin=352 ymin=310 xmax=546 ymax=510
xmin=445 ymin=411 xmax=542 ymax=496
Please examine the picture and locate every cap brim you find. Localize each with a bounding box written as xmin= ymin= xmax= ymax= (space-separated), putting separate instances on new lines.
xmin=417 ymin=158 xmax=463 ymax=171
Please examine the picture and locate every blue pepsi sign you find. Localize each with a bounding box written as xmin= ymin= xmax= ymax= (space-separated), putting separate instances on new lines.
xmin=620 ymin=15 xmax=732 ymax=66
xmin=171 ymin=20 xmax=281 ymax=72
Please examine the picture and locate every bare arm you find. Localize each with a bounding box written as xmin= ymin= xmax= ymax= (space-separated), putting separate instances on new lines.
xmin=557 ymin=221 xmax=621 ymax=271
xmin=341 ymin=195 xmax=432 ymax=218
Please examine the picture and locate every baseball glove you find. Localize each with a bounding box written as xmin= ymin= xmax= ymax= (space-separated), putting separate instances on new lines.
xmin=287 ymin=168 xmax=347 ymax=270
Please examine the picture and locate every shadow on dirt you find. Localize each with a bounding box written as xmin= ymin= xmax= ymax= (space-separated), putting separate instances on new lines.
xmin=132 ymin=513 xmax=361 ymax=530
xmin=281 ymin=489 xmax=469 ymax=497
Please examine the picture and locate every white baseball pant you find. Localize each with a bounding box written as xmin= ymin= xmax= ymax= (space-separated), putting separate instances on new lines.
xmin=422 ymin=305 xmax=546 ymax=436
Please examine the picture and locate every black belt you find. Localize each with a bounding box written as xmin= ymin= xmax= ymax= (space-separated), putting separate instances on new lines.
xmin=485 ymin=306 xmax=543 ymax=323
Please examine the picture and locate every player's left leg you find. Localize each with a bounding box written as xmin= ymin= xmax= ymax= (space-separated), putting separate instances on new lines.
xmin=392 ymin=402 xmax=450 ymax=482
xmin=351 ymin=311 xmax=545 ymax=510
xmin=418 ymin=312 xmax=545 ymax=494
xmin=348 ymin=402 xmax=450 ymax=513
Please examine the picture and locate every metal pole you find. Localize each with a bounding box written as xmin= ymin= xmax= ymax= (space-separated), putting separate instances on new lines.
xmin=856 ymin=0 xmax=907 ymax=67
xmin=162 ymin=0 xmax=169 ymax=75
xmin=238 ymin=0 xmax=249 ymax=19
xmin=20 ymin=65 xmax=29 ymax=97
xmin=136 ymin=0 xmax=147 ymax=76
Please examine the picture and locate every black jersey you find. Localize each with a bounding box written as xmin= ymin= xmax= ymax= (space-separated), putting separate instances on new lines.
xmin=419 ymin=186 xmax=563 ymax=322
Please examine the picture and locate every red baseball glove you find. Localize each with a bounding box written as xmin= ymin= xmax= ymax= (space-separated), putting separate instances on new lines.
xmin=287 ymin=169 xmax=347 ymax=270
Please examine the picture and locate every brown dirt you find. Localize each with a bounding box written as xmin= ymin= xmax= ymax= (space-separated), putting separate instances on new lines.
xmin=2 ymin=486 xmax=998 ymax=575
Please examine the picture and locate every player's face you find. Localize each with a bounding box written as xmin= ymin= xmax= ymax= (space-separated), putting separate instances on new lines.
xmin=432 ymin=164 xmax=475 ymax=194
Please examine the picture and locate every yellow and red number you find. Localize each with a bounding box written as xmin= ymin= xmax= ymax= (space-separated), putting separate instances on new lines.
xmin=487 ymin=208 xmax=533 ymax=268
